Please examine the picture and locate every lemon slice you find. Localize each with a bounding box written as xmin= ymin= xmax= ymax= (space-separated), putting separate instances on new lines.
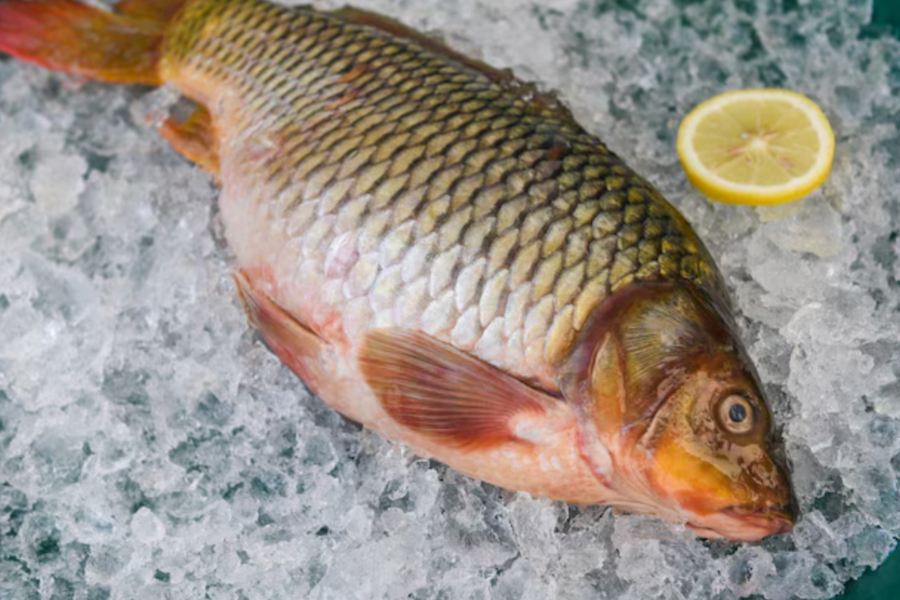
xmin=677 ymin=89 xmax=835 ymax=205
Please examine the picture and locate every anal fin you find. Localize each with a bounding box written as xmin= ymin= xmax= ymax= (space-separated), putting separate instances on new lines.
xmin=159 ymin=103 xmax=220 ymax=176
xmin=359 ymin=329 xmax=573 ymax=450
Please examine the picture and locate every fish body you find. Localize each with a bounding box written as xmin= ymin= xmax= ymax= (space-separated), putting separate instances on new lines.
xmin=0 ymin=0 xmax=795 ymax=540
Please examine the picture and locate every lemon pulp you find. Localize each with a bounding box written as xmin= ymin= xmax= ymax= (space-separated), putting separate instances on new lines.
xmin=677 ymin=89 xmax=835 ymax=205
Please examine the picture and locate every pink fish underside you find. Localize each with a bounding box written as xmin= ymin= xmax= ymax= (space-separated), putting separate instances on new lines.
xmin=232 ymin=267 xmax=609 ymax=504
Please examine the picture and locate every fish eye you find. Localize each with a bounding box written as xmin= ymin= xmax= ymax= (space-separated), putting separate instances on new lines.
xmin=718 ymin=394 xmax=754 ymax=434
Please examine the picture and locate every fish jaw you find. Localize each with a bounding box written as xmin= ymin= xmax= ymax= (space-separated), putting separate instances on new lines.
xmin=573 ymin=403 xmax=795 ymax=542
xmin=638 ymin=427 xmax=795 ymax=541
xmin=685 ymin=506 xmax=795 ymax=542
xmin=637 ymin=345 xmax=796 ymax=541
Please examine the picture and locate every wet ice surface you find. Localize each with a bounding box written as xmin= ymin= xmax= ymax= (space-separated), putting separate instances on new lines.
xmin=0 ymin=0 xmax=898 ymax=598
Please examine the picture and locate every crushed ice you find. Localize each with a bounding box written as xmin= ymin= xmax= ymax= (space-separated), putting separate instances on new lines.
xmin=0 ymin=0 xmax=898 ymax=598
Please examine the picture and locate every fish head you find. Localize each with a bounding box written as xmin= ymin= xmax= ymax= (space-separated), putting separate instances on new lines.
xmin=569 ymin=282 xmax=795 ymax=542
xmin=640 ymin=351 xmax=795 ymax=542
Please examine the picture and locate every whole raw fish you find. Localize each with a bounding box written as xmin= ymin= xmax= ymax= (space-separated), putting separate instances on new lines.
xmin=0 ymin=0 xmax=795 ymax=540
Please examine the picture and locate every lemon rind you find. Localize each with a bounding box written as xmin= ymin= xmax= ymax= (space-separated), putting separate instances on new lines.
xmin=677 ymin=89 xmax=835 ymax=206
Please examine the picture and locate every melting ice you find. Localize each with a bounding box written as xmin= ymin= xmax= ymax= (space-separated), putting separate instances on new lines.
xmin=0 ymin=0 xmax=898 ymax=598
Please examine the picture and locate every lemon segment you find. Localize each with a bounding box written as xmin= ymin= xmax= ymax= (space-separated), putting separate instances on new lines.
xmin=677 ymin=89 xmax=835 ymax=205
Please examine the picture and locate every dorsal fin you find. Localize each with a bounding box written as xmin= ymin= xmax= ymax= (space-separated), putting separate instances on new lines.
xmin=116 ymin=0 xmax=186 ymax=22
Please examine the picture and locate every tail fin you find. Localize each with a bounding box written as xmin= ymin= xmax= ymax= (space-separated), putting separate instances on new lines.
xmin=0 ymin=0 xmax=186 ymax=85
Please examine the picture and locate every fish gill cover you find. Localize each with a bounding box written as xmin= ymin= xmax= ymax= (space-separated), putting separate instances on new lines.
xmin=0 ymin=0 xmax=897 ymax=598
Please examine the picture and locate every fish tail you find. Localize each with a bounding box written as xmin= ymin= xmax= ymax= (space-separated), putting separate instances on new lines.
xmin=0 ymin=0 xmax=187 ymax=85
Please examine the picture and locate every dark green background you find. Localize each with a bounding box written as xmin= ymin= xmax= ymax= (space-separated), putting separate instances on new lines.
xmin=837 ymin=545 xmax=899 ymax=600
xmin=867 ymin=0 xmax=900 ymax=37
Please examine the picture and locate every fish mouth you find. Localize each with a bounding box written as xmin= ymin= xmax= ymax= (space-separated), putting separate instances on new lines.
xmin=687 ymin=504 xmax=795 ymax=542
xmin=722 ymin=504 xmax=795 ymax=535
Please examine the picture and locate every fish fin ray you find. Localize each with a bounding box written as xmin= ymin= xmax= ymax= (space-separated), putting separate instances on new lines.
xmin=234 ymin=270 xmax=325 ymax=384
xmin=0 ymin=0 xmax=180 ymax=85
xmin=360 ymin=328 xmax=568 ymax=449
xmin=590 ymin=332 xmax=627 ymax=433
xmin=160 ymin=103 xmax=220 ymax=176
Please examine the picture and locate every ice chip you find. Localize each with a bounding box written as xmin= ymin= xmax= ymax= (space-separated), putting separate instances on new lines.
xmin=130 ymin=507 xmax=166 ymax=545
xmin=29 ymin=154 xmax=87 ymax=216
xmin=761 ymin=198 xmax=844 ymax=259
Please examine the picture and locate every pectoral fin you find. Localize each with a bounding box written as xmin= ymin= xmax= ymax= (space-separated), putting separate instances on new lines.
xmin=359 ymin=329 xmax=573 ymax=449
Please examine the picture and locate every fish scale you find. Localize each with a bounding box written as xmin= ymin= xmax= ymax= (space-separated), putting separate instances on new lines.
xmin=161 ymin=0 xmax=725 ymax=386
xmin=0 ymin=0 xmax=797 ymax=541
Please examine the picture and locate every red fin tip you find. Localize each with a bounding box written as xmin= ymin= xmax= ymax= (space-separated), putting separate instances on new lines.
xmin=0 ymin=0 xmax=184 ymax=85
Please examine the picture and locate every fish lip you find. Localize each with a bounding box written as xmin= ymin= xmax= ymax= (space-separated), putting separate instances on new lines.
xmin=686 ymin=504 xmax=795 ymax=542
xmin=720 ymin=504 xmax=796 ymax=536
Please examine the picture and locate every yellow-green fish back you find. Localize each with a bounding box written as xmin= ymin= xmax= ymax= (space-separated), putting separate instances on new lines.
xmin=162 ymin=0 xmax=726 ymax=383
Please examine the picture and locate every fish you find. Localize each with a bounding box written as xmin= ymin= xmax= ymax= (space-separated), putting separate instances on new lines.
xmin=0 ymin=0 xmax=796 ymax=541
